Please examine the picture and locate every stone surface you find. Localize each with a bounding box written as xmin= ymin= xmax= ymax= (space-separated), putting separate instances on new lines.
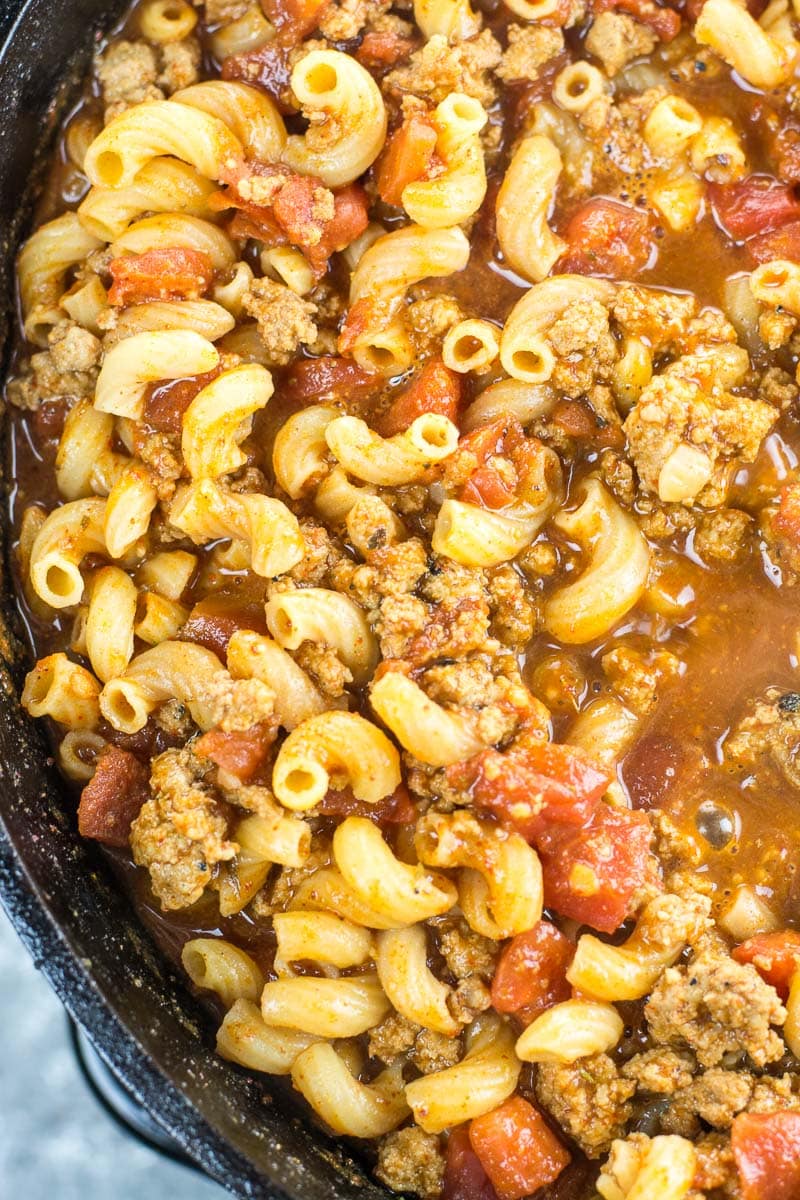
xmin=0 ymin=905 xmax=225 ymax=1199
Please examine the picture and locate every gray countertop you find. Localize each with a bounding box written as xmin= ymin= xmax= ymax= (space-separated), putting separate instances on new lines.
xmin=0 ymin=904 xmax=226 ymax=1199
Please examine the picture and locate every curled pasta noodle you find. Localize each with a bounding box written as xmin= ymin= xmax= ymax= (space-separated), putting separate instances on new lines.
xmin=695 ymin=0 xmax=796 ymax=89
xmin=17 ymin=212 xmax=103 ymax=344
xmin=83 ymin=98 xmax=245 ymax=189
xmin=376 ymin=926 xmax=461 ymax=1035
xmin=515 ymin=999 xmax=624 ymax=1064
xmin=139 ymin=0 xmax=197 ymax=41
xmin=544 ymin=477 xmax=651 ymax=644
xmin=213 ymin=261 xmax=254 ymax=318
xmin=234 ymin=808 xmax=311 ymax=870
xmin=60 ymin=273 xmax=108 ymax=334
xmin=500 ymin=275 xmax=616 ymax=384
xmin=334 ymin=816 xmax=457 ymax=925
xmin=405 ymin=1014 xmax=521 ymax=1133
xmin=261 ymin=974 xmax=389 ymax=1037
xmin=55 ymin=401 xmax=117 ymax=501
xmin=273 ymin=405 xmax=339 ymax=500
xmin=29 ymin=498 xmax=109 ymax=609
xmin=216 ymin=999 xmax=319 ymax=1074
xmin=58 ymin=729 xmax=107 ymax=782
xmin=99 ymin=640 xmax=229 ymax=733
xmin=442 ymin=318 xmax=500 ymax=374
xmin=136 ymin=549 xmax=196 ymax=601
xmin=226 ymin=630 xmax=328 ymax=730
xmin=104 ymin=464 xmax=158 ymax=559
xmin=416 ymin=811 xmax=543 ymax=939
xmin=266 ymin=588 xmax=378 ymax=686
xmin=182 ymin=937 xmax=265 ymax=1007
xmin=783 ymin=968 xmax=800 ymax=1058
xmin=689 ymin=116 xmax=747 ymax=183
xmin=553 ymin=62 xmax=606 ymax=114
xmin=283 ymin=50 xmax=387 ymax=186
xmin=85 ymin=566 xmax=137 ymax=683
xmin=78 ymin=158 xmax=218 ymax=242
xmin=462 ymin=378 xmax=556 ymax=432
xmin=751 ymin=259 xmax=800 ymax=315
xmin=272 ymin=712 xmax=401 ymax=810
xmin=567 ymin=893 xmax=706 ymax=1002
xmin=597 ymin=1134 xmax=697 ymax=1200
xmin=402 ymin=93 xmax=488 ymax=229
xmin=343 ymin=224 xmax=470 ymax=372
xmin=325 ymin=413 xmax=458 ymax=486
xmin=648 ymin=173 xmax=704 ymax=234
xmin=314 ymin=466 xmax=375 ymax=527
xmin=261 ymin=245 xmax=315 ymax=296
xmin=370 ymin=670 xmax=484 ymax=767
xmin=94 ymin=329 xmax=219 ymax=419
xmin=111 ymin=212 xmax=236 ymax=272
xmin=21 ymin=653 xmax=101 ymax=729
xmin=413 ymin=0 xmax=480 ymax=40
xmin=291 ymin=1044 xmax=409 ymax=1137
xmin=496 ymin=136 xmax=566 ymax=285
xmin=567 ymin=695 xmax=639 ymax=774
xmin=502 ymin=0 xmax=559 ymax=17
xmin=643 ymin=96 xmax=703 ymax=158
xmin=273 ymin=911 xmax=373 ymax=969
xmin=172 ymin=80 xmax=286 ymax=162
xmin=290 ymin=866 xmax=414 ymax=931
xmin=134 ymin=591 xmax=189 ymax=645
xmin=169 ymin=478 xmax=304 ymax=578
xmin=182 ymin=363 xmax=273 ymax=480
xmin=110 ymin=299 xmax=235 ymax=341
xmin=208 ymin=3 xmax=274 ymax=59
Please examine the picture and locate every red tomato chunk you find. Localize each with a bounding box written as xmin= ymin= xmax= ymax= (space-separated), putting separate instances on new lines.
xmin=709 ymin=176 xmax=800 ymax=241
xmin=732 ymin=1111 xmax=800 ymax=1200
xmin=559 ymin=199 xmax=654 ymax=278
xmin=194 ymin=723 xmax=274 ymax=782
xmin=536 ymin=805 xmax=654 ymax=933
xmin=453 ymin=742 xmax=609 ymax=841
xmin=469 ymin=1098 xmax=571 ymax=1200
xmin=443 ymin=1126 xmax=499 ymax=1200
xmin=733 ymin=929 xmax=800 ymax=999
xmin=108 ymin=247 xmax=214 ymax=306
xmin=78 ymin=747 xmax=149 ymax=847
xmin=378 ymin=360 xmax=462 ymax=437
xmin=491 ymin=921 xmax=574 ymax=1023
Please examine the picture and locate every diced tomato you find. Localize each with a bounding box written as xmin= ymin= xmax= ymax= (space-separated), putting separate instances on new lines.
xmin=375 ymin=113 xmax=438 ymax=207
xmin=377 ymin=360 xmax=462 ymax=437
xmin=469 ymin=1098 xmax=571 ymax=1200
xmin=732 ymin=930 xmax=800 ymax=1000
xmin=451 ymin=742 xmax=609 ymax=842
xmin=455 ymin=418 xmax=548 ymax=512
xmin=773 ymin=482 xmax=800 ymax=549
xmin=536 ymin=804 xmax=654 ymax=933
xmin=219 ymin=167 xmax=369 ymax=277
xmin=592 ymin=0 xmax=681 ymax=39
xmin=78 ymin=748 xmax=149 ymax=847
xmin=194 ymin=723 xmax=274 ymax=781
xmin=283 ymin=356 xmax=384 ymax=408
xmin=749 ymin=219 xmax=800 ymax=264
xmin=559 ymin=198 xmax=654 ymax=278
xmin=260 ymin=0 xmax=329 ymax=36
xmin=179 ymin=596 xmax=267 ymax=659
xmin=356 ymin=27 xmax=417 ymax=68
xmin=490 ymin=921 xmax=574 ymax=1023
xmin=443 ymin=1126 xmax=499 ymax=1200
xmin=708 ymin=176 xmax=800 ymax=241
xmin=732 ymin=1111 xmax=800 ymax=1200
xmin=108 ymin=247 xmax=214 ymax=306
xmin=317 ymin=783 xmax=416 ymax=825
xmin=222 ymin=42 xmax=294 ymax=111
xmin=552 ymin=398 xmax=625 ymax=450
xmin=143 ymin=368 xmax=221 ymax=435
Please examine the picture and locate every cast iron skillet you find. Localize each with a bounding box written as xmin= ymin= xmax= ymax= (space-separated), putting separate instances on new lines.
xmin=0 ymin=2 xmax=392 ymax=1195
